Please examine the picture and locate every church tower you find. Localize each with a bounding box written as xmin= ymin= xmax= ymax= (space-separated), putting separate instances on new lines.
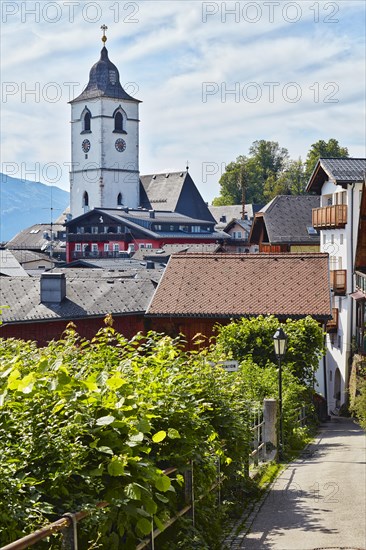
xmin=69 ymin=26 xmax=141 ymax=218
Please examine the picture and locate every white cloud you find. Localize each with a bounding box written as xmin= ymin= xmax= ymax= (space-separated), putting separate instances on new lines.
xmin=1 ymin=0 xmax=365 ymax=202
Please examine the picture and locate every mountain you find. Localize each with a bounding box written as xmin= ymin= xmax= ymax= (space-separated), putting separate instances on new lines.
xmin=0 ymin=174 xmax=70 ymax=242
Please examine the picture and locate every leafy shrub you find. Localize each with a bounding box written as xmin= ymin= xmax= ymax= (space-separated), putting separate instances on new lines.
xmin=0 ymin=326 xmax=251 ymax=548
xmin=214 ymin=315 xmax=325 ymax=383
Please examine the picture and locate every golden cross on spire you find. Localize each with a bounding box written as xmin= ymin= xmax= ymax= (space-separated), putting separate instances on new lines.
xmin=101 ymin=24 xmax=108 ymax=43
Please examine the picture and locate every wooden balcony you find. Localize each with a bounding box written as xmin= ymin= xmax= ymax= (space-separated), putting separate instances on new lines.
xmin=326 ymin=308 xmax=338 ymax=333
xmin=356 ymin=271 xmax=366 ymax=295
xmin=330 ymin=270 xmax=347 ymax=295
xmin=312 ymin=205 xmax=347 ymax=229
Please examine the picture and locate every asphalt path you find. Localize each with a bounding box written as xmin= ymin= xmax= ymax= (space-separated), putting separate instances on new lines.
xmin=230 ymin=417 xmax=366 ymax=550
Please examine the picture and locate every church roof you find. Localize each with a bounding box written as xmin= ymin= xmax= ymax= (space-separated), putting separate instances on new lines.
xmin=140 ymin=172 xmax=216 ymax=223
xmin=70 ymin=47 xmax=141 ymax=103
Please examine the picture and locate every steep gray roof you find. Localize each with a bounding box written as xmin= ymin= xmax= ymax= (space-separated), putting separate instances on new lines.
xmin=140 ymin=172 xmax=215 ymax=223
xmin=320 ymin=158 xmax=366 ymax=183
xmin=71 ymin=47 xmax=140 ymax=103
xmin=6 ymin=223 xmax=66 ymax=252
xmin=209 ymin=204 xmax=264 ymax=230
xmin=0 ymin=275 xmax=157 ymax=323
xmin=306 ymin=158 xmax=366 ymax=193
xmin=258 ymin=195 xmax=320 ymax=244
xmin=0 ymin=249 xmax=28 ymax=277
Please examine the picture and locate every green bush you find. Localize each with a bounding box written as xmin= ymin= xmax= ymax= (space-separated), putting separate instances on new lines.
xmin=350 ymin=377 xmax=366 ymax=429
xmin=214 ymin=315 xmax=325 ymax=384
xmin=0 ymin=315 xmax=321 ymax=548
xmin=0 ymin=326 xmax=251 ymax=548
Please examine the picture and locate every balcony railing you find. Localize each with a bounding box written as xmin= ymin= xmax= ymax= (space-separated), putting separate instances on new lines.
xmin=312 ymin=205 xmax=347 ymax=229
xmin=326 ymin=308 xmax=338 ymax=333
xmin=72 ymin=251 xmax=129 ymax=259
xmin=356 ymin=271 xmax=366 ymax=295
xmin=330 ymin=270 xmax=347 ymax=295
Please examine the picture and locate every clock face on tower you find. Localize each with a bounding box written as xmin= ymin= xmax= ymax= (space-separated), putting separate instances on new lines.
xmin=115 ymin=138 xmax=126 ymax=152
xmin=82 ymin=139 xmax=91 ymax=153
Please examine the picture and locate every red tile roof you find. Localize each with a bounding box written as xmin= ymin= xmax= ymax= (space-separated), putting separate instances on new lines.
xmin=147 ymin=253 xmax=331 ymax=320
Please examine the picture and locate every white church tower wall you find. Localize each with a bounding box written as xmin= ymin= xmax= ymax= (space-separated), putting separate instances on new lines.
xmin=69 ymin=28 xmax=141 ymax=218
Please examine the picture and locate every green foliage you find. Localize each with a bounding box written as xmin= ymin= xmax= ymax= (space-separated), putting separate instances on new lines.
xmin=0 ymin=317 xmax=320 ymax=547
xmin=0 ymin=328 xmax=251 ymax=548
xmin=214 ymin=315 xmax=325 ymax=384
xmin=350 ymin=376 xmax=366 ymax=429
xmin=213 ymin=141 xmax=289 ymax=205
xmin=212 ymin=138 xmax=349 ymax=205
xmin=304 ymin=138 xmax=349 ymax=180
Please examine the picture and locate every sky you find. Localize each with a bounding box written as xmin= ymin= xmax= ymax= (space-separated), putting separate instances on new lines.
xmin=1 ymin=0 xmax=365 ymax=203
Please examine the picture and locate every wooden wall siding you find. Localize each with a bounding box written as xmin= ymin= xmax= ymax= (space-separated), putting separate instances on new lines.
xmin=146 ymin=317 xmax=231 ymax=350
xmin=259 ymin=244 xmax=289 ymax=253
xmin=0 ymin=315 xmax=145 ymax=346
xmin=330 ymin=270 xmax=347 ymax=295
xmin=326 ymin=308 xmax=339 ymax=333
xmin=312 ymin=205 xmax=347 ymax=229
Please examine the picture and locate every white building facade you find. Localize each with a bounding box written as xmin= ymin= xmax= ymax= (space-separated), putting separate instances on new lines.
xmin=307 ymin=158 xmax=366 ymax=413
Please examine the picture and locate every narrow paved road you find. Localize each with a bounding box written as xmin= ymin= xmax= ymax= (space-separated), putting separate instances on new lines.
xmin=229 ymin=418 xmax=366 ymax=550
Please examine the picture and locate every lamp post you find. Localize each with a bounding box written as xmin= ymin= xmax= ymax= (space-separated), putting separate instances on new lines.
xmin=273 ymin=327 xmax=288 ymax=461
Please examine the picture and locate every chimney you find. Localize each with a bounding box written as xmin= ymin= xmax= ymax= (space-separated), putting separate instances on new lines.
xmin=40 ymin=273 xmax=66 ymax=304
xmin=149 ymin=210 xmax=155 ymax=219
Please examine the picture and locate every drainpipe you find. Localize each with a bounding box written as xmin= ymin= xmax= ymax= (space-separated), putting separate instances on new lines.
xmin=347 ymin=183 xmax=355 ymax=403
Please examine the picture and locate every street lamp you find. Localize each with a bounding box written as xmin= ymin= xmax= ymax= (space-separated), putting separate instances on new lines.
xmin=273 ymin=327 xmax=288 ymax=461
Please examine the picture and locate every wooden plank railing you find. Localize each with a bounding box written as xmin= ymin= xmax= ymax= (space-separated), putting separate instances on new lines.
xmin=330 ymin=270 xmax=347 ymax=295
xmin=326 ymin=308 xmax=339 ymax=332
xmin=312 ymin=205 xmax=347 ymax=229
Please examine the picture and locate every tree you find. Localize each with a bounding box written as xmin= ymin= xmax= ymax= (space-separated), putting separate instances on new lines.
xmin=212 ymin=138 xmax=349 ymax=205
xmin=213 ymin=140 xmax=289 ymax=205
xmin=263 ymin=158 xmax=307 ymax=201
xmin=214 ymin=315 xmax=325 ymax=384
xmin=305 ymin=138 xmax=349 ymax=180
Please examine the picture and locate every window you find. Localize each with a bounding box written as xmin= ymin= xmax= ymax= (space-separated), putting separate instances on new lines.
xmin=104 ymin=243 xmax=110 ymax=252
xmin=329 ymin=256 xmax=338 ymax=270
xmin=75 ymin=243 xmax=81 ymax=252
xmin=114 ymin=111 xmax=123 ymax=132
xmin=338 ymin=256 xmax=342 ymax=270
xmin=336 ymin=191 xmax=347 ymax=205
xmin=91 ymin=243 xmax=98 ymax=252
xmin=329 ymin=370 xmax=333 ymax=382
xmin=232 ymin=231 xmax=242 ymax=239
xmin=340 ymin=233 xmax=344 ymax=245
xmin=84 ymin=112 xmax=91 ymax=132
xmin=191 ymin=226 xmax=201 ymax=233
xmin=146 ymin=243 xmax=153 ymax=249
xmin=140 ymin=243 xmax=146 ymax=249
xmin=323 ymin=234 xmax=326 ymax=245
xmin=76 ymin=226 xmax=85 ymax=234
xmin=338 ymin=335 xmax=342 ymax=350
xmin=117 ymin=193 xmax=123 ymax=206
xmin=83 ymin=191 xmax=89 ymax=207
xmin=113 ymin=243 xmax=119 ymax=252
xmin=91 ymin=226 xmax=98 ymax=234
xmin=331 ymin=234 xmax=334 ymax=244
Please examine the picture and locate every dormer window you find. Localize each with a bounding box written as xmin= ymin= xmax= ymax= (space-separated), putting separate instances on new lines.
xmin=81 ymin=107 xmax=92 ymax=134
xmin=113 ymin=107 xmax=127 ymax=134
